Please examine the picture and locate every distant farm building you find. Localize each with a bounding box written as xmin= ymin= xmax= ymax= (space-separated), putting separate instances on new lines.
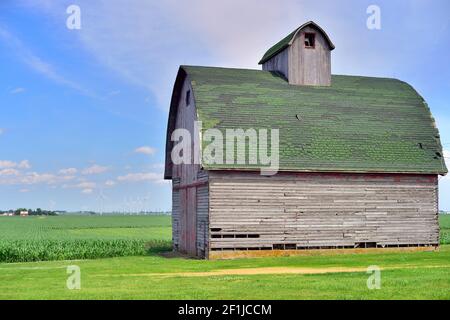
xmin=165 ymin=21 xmax=448 ymax=259
xmin=20 ymin=211 xmax=29 ymax=217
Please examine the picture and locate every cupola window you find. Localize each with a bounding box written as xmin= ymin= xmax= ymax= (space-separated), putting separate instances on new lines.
xmin=304 ymin=33 xmax=315 ymax=48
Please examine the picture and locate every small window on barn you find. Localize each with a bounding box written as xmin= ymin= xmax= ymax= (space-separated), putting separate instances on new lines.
xmin=186 ymin=90 xmax=191 ymax=106
xmin=304 ymin=33 xmax=315 ymax=48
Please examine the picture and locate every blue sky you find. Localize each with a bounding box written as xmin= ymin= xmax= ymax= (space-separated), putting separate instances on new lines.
xmin=0 ymin=0 xmax=449 ymax=211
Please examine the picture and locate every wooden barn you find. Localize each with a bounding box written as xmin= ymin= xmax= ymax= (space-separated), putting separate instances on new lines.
xmin=164 ymin=21 xmax=448 ymax=259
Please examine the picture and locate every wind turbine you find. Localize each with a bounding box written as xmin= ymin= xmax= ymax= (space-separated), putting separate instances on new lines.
xmin=97 ymin=188 xmax=107 ymax=216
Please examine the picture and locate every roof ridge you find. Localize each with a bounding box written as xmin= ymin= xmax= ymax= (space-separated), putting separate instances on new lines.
xmin=182 ymin=66 xmax=406 ymax=82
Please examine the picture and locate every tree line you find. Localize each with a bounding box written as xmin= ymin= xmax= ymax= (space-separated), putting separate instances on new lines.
xmin=2 ymin=208 xmax=58 ymax=216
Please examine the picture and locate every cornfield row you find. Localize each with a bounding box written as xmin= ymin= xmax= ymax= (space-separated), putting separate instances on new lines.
xmin=0 ymin=216 xmax=172 ymax=263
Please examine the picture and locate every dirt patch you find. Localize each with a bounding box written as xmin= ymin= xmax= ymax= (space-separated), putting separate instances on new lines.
xmin=126 ymin=266 xmax=367 ymax=277
xmin=109 ymin=264 xmax=449 ymax=278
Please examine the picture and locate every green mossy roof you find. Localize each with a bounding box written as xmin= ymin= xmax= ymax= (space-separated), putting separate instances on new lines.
xmin=258 ymin=29 xmax=297 ymax=65
xmin=183 ymin=65 xmax=447 ymax=175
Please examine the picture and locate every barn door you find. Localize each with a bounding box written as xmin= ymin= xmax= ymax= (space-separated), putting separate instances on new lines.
xmin=180 ymin=187 xmax=197 ymax=256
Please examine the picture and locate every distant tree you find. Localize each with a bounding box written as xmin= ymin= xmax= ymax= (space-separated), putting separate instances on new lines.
xmin=14 ymin=208 xmax=27 ymax=216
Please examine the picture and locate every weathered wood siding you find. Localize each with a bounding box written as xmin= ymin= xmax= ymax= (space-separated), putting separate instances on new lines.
xmin=208 ymin=171 xmax=439 ymax=252
xmin=289 ymin=25 xmax=331 ymax=86
xmin=172 ymin=79 xmax=199 ymax=186
xmin=262 ymin=47 xmax=289 ymax=79
xmin=171 ymin=78 xmax=199 ymax=255
xmin=196 ymin=170 xmax=209 ymax=258
xmin=171 ymin=77 xmax=209 ymax=257
xmin=171 ymin=177 xmax=181 ymax=251
xmin=262 ymin=25 xmax=331 ymax=86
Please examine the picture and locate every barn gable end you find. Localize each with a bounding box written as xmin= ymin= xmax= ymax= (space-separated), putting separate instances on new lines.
xmin=260 ymin=21 xmax=335 ymax=86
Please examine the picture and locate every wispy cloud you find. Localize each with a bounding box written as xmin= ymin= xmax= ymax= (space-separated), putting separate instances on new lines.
xmin=19 ymin=160 xmax=31 ymax=169
xmin=0 ymin=168 xmax=20 ymax=176
xmin=59 ymin=168 xmax=78 ymax=175
xmin=0 ymin=160 xmax=31 ymax=169
xmin=75 ymin=182 xmax=97 ymax=189
xmin=0 ymin=171 xmax=75 ymax=186
xmin=22 ymin=1 xmax=306 ymax=110
xmin=10 ymin=87 xmax=25 ymax=94
xmin=104 ymin=180 xmax=116 ymax=187
xmin=0 ymin=25 xmax=95 ymax=97
xmin=0 ymin=160 xmax=81 ymax=187
xmin=134 ymin=146 xmax=157 ymax=155
xmin=81 ymin=188 xmax=94 ymax=194
xmin=81 ymin=164 xmax=110 ymax=175
xmin=117 ymin=172 xmax=165 ymax=184
xmin=0 ymin=128 xmax=4 ymax=136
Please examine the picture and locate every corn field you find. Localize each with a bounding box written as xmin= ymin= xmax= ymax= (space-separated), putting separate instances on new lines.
xmin=0 ymin=215 xmax=172 ymax=262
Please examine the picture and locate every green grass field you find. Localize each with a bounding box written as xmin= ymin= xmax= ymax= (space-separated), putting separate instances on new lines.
xmin=0 ymin=215 xmax=449 ymax=299
xmin=0 ymin=215 xmax=171 ymax=262
xmin=440 ymin=214 xmax=450 ymax=244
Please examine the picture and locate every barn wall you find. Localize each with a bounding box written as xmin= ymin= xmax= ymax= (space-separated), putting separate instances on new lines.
xmin=172 ymin=78 xmax=203 ymax=256
xmin=172 ymin=79 xmax=199 ymax=185
xmin=196 ymin=170 xmax=210 ymax=258
xmin=262 ymin=47 xmax=289 ymax=79
xmin=288 ymin=25 xmax=331 ymax=86
xmin=208 ymin=171 xmax=439 ymax=252
xmin=171 ymin=177 xmax=181 ymax=251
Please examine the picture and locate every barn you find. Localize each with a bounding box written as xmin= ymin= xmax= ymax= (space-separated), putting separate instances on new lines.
xmin=164 ymin=21 xmax=447 ymax=259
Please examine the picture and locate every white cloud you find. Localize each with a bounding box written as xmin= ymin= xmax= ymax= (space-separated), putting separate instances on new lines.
xmin=75 ymin=182 xmax=97 ymax=189
xmin=82 ymin=165 xmax=110 ymax=175
xmin=0 ymin=160 xmax=17 ymax=169
xmin=81 ymin=188 xmax=94 ymax=194
xmin=105 ymin=180 xmax=116 ymax=187
xmin=19 ymin=188 xmax=30 ymax=193
xmin=0 ymin=160 xmax=31 ymax=169
xmin=117 ymin=172 xmax=165 ymax=183
xmin=134 ymin=146 xmax=157 ymax=155
xmin=0 ymin=168 xmax=76 ymax=186
xmin=59 ymin=168 xmax=78 ymax=175
xmin=10 ymin=87 xmax=25 ymax=94
xmin=20 ymin=173 xmax=59 ymax=185
xmin=0 ymin=169 xmax=20 ymax=176
xmin=18 ymin=160 xmax=31 ymax=169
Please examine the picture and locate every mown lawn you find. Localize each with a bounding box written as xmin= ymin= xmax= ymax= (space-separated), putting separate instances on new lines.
xmin=0 ymin=215 xmax=448 ymax=299
xmin=0 ymin=245 xmax=449 ymax=300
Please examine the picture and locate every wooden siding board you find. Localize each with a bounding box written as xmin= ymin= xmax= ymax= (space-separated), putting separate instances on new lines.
xmin=289 ymin=25 xmax=331 ymax=86
xmin=196 ymin=171 xmax=209 ymax=258
xmin=171 ymin=77 xmax=210 ymax=258
xmin=262 ymin=47 xmax=289 ymax=79
xmin=208 ymin=171 xmax=439 ymax=252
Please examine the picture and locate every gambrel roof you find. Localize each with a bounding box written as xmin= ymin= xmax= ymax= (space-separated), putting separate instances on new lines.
xmin=165 ymin=66 xmax=447 ymax=179
xmin=258 ymin=21 xmax=335 ymax=65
